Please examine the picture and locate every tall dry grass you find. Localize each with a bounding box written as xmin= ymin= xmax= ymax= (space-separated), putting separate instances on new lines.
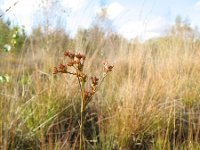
xmin=1 ymin=28 xmax=200 ymax=149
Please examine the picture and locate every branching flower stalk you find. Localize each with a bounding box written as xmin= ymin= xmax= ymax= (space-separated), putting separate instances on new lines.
xmin=53 ymin=50 xmax=113 ymax=150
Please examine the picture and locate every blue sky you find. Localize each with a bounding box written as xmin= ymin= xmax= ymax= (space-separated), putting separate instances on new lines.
xmin=1 ymin=0 xmax=200 ymax=40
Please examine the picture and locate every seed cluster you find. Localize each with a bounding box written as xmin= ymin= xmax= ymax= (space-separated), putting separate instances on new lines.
xmin=103 ymin=61 xmax=114 ymax=72
xmin=53 ymin=50 xmax=113 ymax=105
xmin=53 ymin=50 xmax=113 ymax=149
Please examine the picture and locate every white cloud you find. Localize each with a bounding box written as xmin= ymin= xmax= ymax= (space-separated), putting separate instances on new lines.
xmin=1 ymin=0 xmax=42 ymax=32
xmin=146 ymin=16 xmax=167 ymax=32
xmin=142 ymin=32 xmax=161 ymax=40
xmin=1 ymin=0 xmax=88 ymax=33
xmin=107 ymin=2 xmax=124 ymax=20
xmin=119 ymin=21 xmax=143 ymax=38
xmin=95 ymin=2 xmax=124 ymax=20
xmin=62 ymin=0 xmax=87 ymax=11
xmin=118 ymin=16 xmax=167 ymax=40
xmin=2 ymin=0 xmax=41 ymax=16
xmin=195 ymin=1 xmax=200 ymax=8
xmin=64 ymin=0 xmax=98 ymax=37
xmin=1 ymin=0 xmax=93 ymax=35
xmin=0 ymin=0 xmax=169 ymax=41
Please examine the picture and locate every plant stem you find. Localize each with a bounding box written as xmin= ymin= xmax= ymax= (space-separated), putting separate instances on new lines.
xmin=79 ymin=80 xmax=85 ymax=150
xmin=79 ymin=97 xmax=84 ymax=150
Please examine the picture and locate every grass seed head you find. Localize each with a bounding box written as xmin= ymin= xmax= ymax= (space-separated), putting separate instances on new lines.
xmin=91 ymin=76 xmax=99 ymax=86
xmin=103 ymin=61 xmax=114 ymax=73
xmin=67 ymin=60 xmax=75 ymax=66
xmin=53 ymin=67 xmax=59 ymax=74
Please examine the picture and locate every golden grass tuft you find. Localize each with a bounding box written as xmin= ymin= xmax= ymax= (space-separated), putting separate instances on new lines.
xmin=1 ymin=29 xmax=200 ymax=149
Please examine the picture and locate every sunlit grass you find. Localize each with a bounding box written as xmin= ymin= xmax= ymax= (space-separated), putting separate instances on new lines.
xmin=1 ymin=23 xmax=200 ymax=149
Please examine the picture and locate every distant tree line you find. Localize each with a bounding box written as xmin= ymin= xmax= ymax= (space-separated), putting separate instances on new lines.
xmin=0 ymin=15 xmax=200 ymax=55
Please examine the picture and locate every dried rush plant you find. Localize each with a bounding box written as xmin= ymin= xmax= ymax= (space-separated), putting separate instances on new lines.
xmin=53 ymin=50 xmax=113 ymax=150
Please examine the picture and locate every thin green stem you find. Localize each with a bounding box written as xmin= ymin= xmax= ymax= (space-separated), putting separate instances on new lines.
xmin=77 ymin=76 xmax=83 ymax=93
xmin=79 ymin=80 xmax=85 ymax=150
xmin=95 ymin=73 xmax=108 ymax=91
xmin=79 ymin=96 xmax=84 ymax=150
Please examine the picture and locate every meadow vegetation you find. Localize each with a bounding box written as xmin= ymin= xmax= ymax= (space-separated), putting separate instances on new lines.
xmin=1 ymin=16 xmax=200 ymax=149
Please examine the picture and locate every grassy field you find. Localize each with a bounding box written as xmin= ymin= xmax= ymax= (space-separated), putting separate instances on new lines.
xmin=1 ymin=22 xmax=200 ymax=150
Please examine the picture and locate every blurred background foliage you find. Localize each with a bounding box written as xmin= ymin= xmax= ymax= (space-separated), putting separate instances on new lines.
xmin=0 ymin=19 xmax=26 ymax=53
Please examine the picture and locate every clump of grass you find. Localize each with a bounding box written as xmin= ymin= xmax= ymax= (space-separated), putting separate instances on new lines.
xmin=2 ymin=19 xmax=200 ymax=149
xmin=53 ymin=50 xmax=113 ymax=149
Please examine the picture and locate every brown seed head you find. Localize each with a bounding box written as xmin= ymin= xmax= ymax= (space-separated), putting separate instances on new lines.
xmin=59 ymin=63 xmax=65 ymax=70
xmin=103 ymin=61 xmax=114 ymax=72
xmin=53 ymin=67 xmax=58 ymax=74
xmin=59 ymin=63 xmax=67 ymax=73
xmin=68 ymin=53 xmax=75 ymax=59
xmin=75 ymin=53 xmax=83 ymax=60
xmin=64 ymin=50 xmax=75 ymax=59
xmin=67 ymin=60 xmax=75 ymax=66
xmin=107 ymin=65 xmax=114 ymax=71
xmin=90 ymin=86 xmax=96 ymax=95
xmin=83 ymin=90 xmax=90 ymax=101
xmin=64 ymin=50 xmax=70 ymax=57
xmin=91 ymin=76 xmax=99 ymax=86
xmin=84 ymin=89 xmax=94 ymax=101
